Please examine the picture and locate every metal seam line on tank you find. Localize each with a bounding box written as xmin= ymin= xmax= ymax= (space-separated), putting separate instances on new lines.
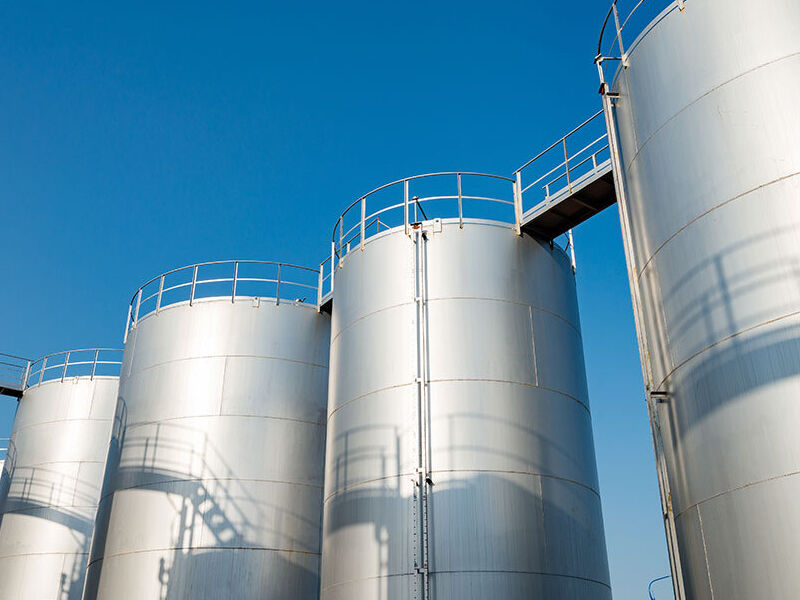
xmin=414 ymin=569 xmax=612 ymax=588
xmin=121 ymin=413 xmax=326 ymax=430
xmin=121 ymin=353 xmax=329 ymax=374
xmin=655 ymin=308 xmax=800 ymax=391
xmin=87 ymin=545 xmax=322 ymax=563
xmin=10 ymin=418 xmax=114 ymax=435
xmin=319 ymin=569 xmax=612 ymax=592
xmin=696 ymin=507 xmax=716 ymax=599
xmin=327 ymin=379 xmax=591 ymax=420
xmin=529 ymin=305 xmax=540 ymax=386
xmin=674 ymin=468 xmax=800 ymax=521
xmin=99 ymin=477 xmax=324 ymax=498
xmin=621 ymin=51 xmax=800 ymax=172
xmin=636 ymin=170 xmax=800 ymax=276
xmin=322 ymin=469 xmax=600 ymax=504
xmin=330 ymin=296 xmax=583 ymax=346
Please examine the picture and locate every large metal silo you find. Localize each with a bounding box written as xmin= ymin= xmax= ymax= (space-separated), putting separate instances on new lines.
xmin=598 ymin=0 xmax=800 ymax=597
xmin=0 ymin=349 xmax=121 ymax=600
xmin=320 ymin=174 xmax=610 ymax=599
xmin=83 ymin=261 xmax=330 ymax=600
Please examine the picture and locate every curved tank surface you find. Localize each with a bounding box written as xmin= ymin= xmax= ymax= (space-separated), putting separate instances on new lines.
xmin=609 ymin=0 xmax=800 ymax=597
xmin=0 ymin=349 xmax=121 ymax=600
xmin=321 ymin=218 xmax=610 ymax=599
xmin=83 ymin=261 xmax=331 ymax=600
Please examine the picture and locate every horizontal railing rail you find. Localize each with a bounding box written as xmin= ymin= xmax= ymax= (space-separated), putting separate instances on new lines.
xmin=125 ymin=260 xmax=322 ymax=336
xmin=25 ymin=348 xmax=123 ymax=389
xmin=514 ymin=109 xmax=610 ymax=221
xmin=0 ymin=438 xmax=8 ymax=462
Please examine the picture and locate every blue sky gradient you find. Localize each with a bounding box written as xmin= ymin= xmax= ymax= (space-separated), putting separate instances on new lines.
xmin=0 ymin=2 xmax=675 ymax=598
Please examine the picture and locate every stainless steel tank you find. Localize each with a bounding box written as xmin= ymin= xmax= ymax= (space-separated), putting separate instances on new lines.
xmin=0 ymin=349 xmax=121 ymax=600
xmin=321 ymin=175 xmax=610 ymax=600
xmin=602 ymin=0 xmax=800 ymax=597
xmin=83 ymin=261 xmax=330 ymax=600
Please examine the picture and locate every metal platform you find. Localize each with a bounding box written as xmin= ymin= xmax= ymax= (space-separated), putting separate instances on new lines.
xmin=520 ymin=159 xmax=615 ymax=239
xmin=515 ymin=109 xmax=618 ymax=242
xmin=0 ymin=353 xmax=30 ymax=399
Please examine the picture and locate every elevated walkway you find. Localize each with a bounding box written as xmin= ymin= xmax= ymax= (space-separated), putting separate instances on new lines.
xmin=515 ymin=109 xmax=617 ymax=241
xmin=0 ymin=353 xmax=29 ymax=399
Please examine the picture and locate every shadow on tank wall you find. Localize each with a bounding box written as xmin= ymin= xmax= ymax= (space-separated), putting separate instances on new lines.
xmin=323 ymin=410 xmax=611 ymax=599
xmin=0 ymin=442 xmax=99 ymax=600
xmin=84 ymin=397 xmax=321 ymax=600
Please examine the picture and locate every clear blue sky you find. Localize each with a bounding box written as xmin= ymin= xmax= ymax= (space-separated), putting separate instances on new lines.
xmin=0 ymin=1 xmax=674 ymax=598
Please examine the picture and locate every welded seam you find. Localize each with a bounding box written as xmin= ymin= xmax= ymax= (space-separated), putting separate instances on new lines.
xmin=320 ymin=569 xmax=611 ymax=592
xmin=331 ymin=296 xmax=581 ymax=346
xmin=124 ymin=413 xmax=326 ymax=430
xmin=101 ymin=476 xmax=322 ymax=501
xmin=88 ymin=544 xmax=320 ymax=566
xmin=323 ymin=469 xmax=598 ymax=503
xmin=674 ymin=468 xmax=800 ymax=520
xmin=328 ymin=378 xmax=590 ymax=419
xmin=656 ymin=308 xmax=800 ymax=390
xmin=10 ymin=416 xmax=114 ymax=435
xmin=697 ymin=507 xmax=715 ymax=599
xmin=624 ymin=51 xmax=800 ymax=171
xmin=638 ymin=170 xmax=800 ymax=276
xmin=124 ymin=353 xmax=329 ymax=379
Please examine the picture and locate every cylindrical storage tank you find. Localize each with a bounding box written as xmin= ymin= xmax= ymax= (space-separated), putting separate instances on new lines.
xmin=0 ymin=349 xmax=121 ymax=600
xmin=84 ymin=261 xmax=330 ymax=600
xmin=321 ymin=174 xmax=610 ymax=599
xmin=607 ymin=1 xmax=800 ymax=597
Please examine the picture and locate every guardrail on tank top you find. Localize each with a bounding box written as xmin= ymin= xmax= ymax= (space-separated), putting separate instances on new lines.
xmin=125 ymin=260 xmax=322 ymax=339
xmin=597 ymin=0 xmax=686 ymax=77
xmin=320 ymin=172 xmax=518 ymax=297
xmin=24 ymin=349 xmax=123 ymax=389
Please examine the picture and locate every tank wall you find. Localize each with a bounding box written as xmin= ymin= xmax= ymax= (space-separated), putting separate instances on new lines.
xmin=612 ymin=1 xmax=800 ymax=597
xmin=321 ymin=221 xmax=610 ymax=599
xmin=84 ymin=299 xmax=330 ymax=600
xmin=0 ymin=377 xmax=119 ymax=600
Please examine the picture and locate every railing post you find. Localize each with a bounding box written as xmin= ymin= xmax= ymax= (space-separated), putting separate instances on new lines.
xmin=90 ymin=349 xmax=99 ymax=380
xmin=22 ymin=361 xmax=31 ymax=389
xmin=568 ymin=229 xmax=577 ymax=273
xmin=404 ymin=179 xmax=410 ymax=237
xmin=61 ymin=351 xmax=70 ymax=383
xmin=317 ymin=264 xmax=323 ymax=311
xmin=232 ymin=261 xmax=239 ymax=303
xmin=124 ymin=303 xmax=132 ymax=344
xmin=457 ymin=173 xmax=463 ymax=229
xmin=134 ymin=289 xmax=142 ymax=325
xmin=338 ymin=217 xmax=344 ymax=264
xmin=331 ymin=241 xmax=336 ymax=288
xmin=39 ymin=357 xmax=46 ymax=385
xmin=563 ymin=137 xmax=573 ymax=193
xmin=514 ymin=172 xmax=523 ymax=236
xmin=156 ymin=275 xmax=164 ymax=314
xmin=360 ymin=197 xmax=366 ymax=251
xmin=613 ymin=2 xmax=628 ymax=67
xmin=189 ymin=265 xmax=198 ymax=306
xmin=276 ymin=263 xmax=282 ymax=305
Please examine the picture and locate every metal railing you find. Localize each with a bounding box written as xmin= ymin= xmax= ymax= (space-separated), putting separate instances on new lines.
xmin=25 ymin=349 xmax=123 ymax=389
xmin=0 ymin=353 xmax=31 ymax=393
xmin=513 ymin=109 xmax=610 ymax=217
xmin=125 ymin=260 xmax=322 ymax=336
xmin=597 ymin=0 xmax=685 ymax=73
xmin=0 ymin=438 xmax=8 ymax=462
xmin=327 ymin=171 xmax=517 ymax=268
